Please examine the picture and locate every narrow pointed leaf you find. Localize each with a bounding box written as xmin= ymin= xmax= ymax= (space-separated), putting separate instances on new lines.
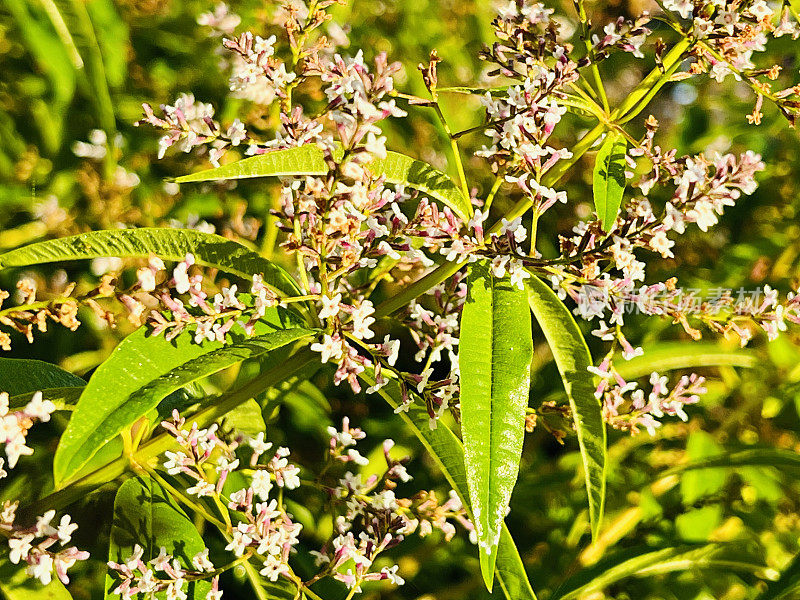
xmin=53 ymin=309 xmax=311 ymax=487
xmin=0 ymin=357 xmax=85 ymax=395
xmin=173 ymin=145 xmax=472 ymax=221
xmin=459 ymin=261 xmax=533 ymax=590
xmin=104 ymin=476 xmax=211 ymax=599
xmin=0 ymin=228 xmax=301 ymax=297
xmin=593 ymin=132 xmax=627 ymax=231
xmin=361 ymin=371 xmax=537 ymax=600
xmin=552 ymin=544 xmax=754 ymax=600
xmin=527 ymin=275 xmax=607 ymax=540
xmin=614 ymin=341 xmax=756 ymax=379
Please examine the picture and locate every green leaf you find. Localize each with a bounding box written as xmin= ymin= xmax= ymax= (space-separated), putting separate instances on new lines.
xmin=361 ymin=372 xmax=537 ymax=600
xmin=552 ymin=544 xmax=761 ymax=600
xmin=0 ymin=358 xmax=85 ymax=395
xmin=0 ymin=228 xmax=302 ymax=297
xmin=173 ymin=144 xmax=473 ymax=221
xmin=104 ymin=476 xmax=210 ymax=599
xmin=593 ymin=131 xmax=627 ymax=231
xmin=614 ymin=342 xmax=756 ymax=379
xmin=527 ymin=275 xmax=607 ymax=540
xmin=53 ymin=309 xmax=311 ymax=487
xmin=459 ymin=260 xmax=532 ymax=590
xmin=0 ymin=557 xmax=73 ymax=600
xmin=758 ymin=552 xmax=800 ymax=600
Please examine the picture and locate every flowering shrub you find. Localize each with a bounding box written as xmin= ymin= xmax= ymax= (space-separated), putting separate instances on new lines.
xmin=2 ymin=0 xmax=800 ymax=598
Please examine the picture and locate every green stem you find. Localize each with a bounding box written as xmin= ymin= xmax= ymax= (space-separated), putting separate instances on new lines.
xmin=148 ymin=468 xmax=228 ymax=531
xmin=241 ymin=555 xmax=271 ymax=600
xmin=483 ymin=169 xmax=506 ymax=216
xmin=575 ymin=0 xmax=610 ymax=112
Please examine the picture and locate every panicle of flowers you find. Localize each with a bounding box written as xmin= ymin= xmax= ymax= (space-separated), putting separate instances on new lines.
xmin=312 ymin=422 xmax=469 ymax=592
xmin=0 ymin=391 xmax=55 ymax=470
xmin=477 ymin=2 xmax=578 ymax=200
xmin=660 ymin=0 xmax=800 ymax=124
xmin=136 ymin=93 xmax=249 ymax=166
xmin=142 ymin=254 xmax=281 ymax=342
xmin=0 ymin=391 xmax=88 ymax=586
xmin=161 ymin=409 xmax=240 ymax=496
xmin=589 ymin=358 xmax=707 ymax=435
xmin=591 ymin=13 xmax=652 ymax=59
xmin=1 ymin=505 xmax=89 ymax=587
xmin=0 ymin=278 xmax=81 ymax=352
xmin=107 ymin=543 xmax=222 ymax=600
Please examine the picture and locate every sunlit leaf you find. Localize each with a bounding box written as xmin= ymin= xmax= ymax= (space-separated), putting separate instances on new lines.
xmin=0 ymin=357 xmax=84 ymax=395
xmin=460 ymin=260 xmax=532 ymax=590
xmin=614 ymin=342 xmax=756 ymax=379
xmin=173 ymin=145 xmax=473 ymax=221
xmin=53 ymin=309 xmax=311 ymax=487
xmin=361 ymin=371 xmax=537 ymax=600
xmin=527 ymin=275 xmax=607 ymax=540
xmin=0 ymin=228 xmax=301 ymax=297
xmin=593 ymin=131 xmax=627 ymax=231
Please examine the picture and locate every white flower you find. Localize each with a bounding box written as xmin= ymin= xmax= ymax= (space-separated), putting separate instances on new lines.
xmin=251 ymin=470 xmax=273 ymax=501
xmin=186 ymin=480 xmax=215 ymax=497
xmin=27 ymin=552 xmax=54 ymax=585
xmin=24 ymin=392 xmax=55 ymax=422
xmin=649 ymin=229 xmax=674 ymax=258
xmin=35 ymin=510 xmax=57 ymax=537
xmin=192 ymin=549 xmax=215 ymax=572
xmin=8 ymin=534 xmax=34 ymax=563
xmin=351 ymin=300 xmax=376 ymax=340
xmin=57 ymin=515 xmax=79 ymax=545
xmin=311 ymin=334 xmax=344 ymax=363
xmin=382 ymin=564 xmax=405 ymax=585
xmin=383 ymin=335 xmax=400 ymax=366
xmin=318 ymin=293 xmax=342 ymax=320
xmin=226 ymin=119 xmax=246 ymax=146
xmin=248 ymin=432 xmax=273 ymax=457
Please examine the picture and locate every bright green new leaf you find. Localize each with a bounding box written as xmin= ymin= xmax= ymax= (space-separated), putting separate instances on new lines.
xmin=0 ymin=357 xmax=85 ymax=395
xmin=593 ymin=131 xmax=628 ymax=231
xmin=0 ymin=227 xmax=302 ymax=297
xmin=361 ymin=372 xmax=537 ymax=600
xmin=104 ymin=476 xmax=211 ymax=599
xmin=173 ymin=144 xmax=473 ymax=221
xmin=459 ymin=260 xmax=533 ymax=590
xmin=527 ymin=275 xmax=607 ymax=540
xmin=53 ymin=309 xmax=311 ymax=487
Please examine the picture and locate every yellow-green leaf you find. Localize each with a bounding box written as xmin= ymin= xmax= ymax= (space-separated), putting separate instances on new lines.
xmin=593 ymin=132 xmax=627 ymax=231
xmin=173 ymin=145 xmax=473 ymax=221
xmin=527 ymin=275 xmax=607 ymax=540
xmin=459 ymin=260 xmax=533 ymax=590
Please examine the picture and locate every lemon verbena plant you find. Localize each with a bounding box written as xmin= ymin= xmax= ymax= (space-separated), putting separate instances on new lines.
xmin=1 ymin=0 xmax=800 ymax=598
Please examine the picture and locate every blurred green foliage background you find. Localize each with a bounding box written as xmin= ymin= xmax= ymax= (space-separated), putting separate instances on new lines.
xmin=3 ymin=1 xmax=800 ymax=599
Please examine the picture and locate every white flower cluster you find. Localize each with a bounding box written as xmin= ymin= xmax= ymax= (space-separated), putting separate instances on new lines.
xmin=108 ymin=544 xmax=222 ymax=600
xmin=1 ymin=391 xmax=89 ymax=586
xmin=1 ymin=391 xmax=55 ymax=474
